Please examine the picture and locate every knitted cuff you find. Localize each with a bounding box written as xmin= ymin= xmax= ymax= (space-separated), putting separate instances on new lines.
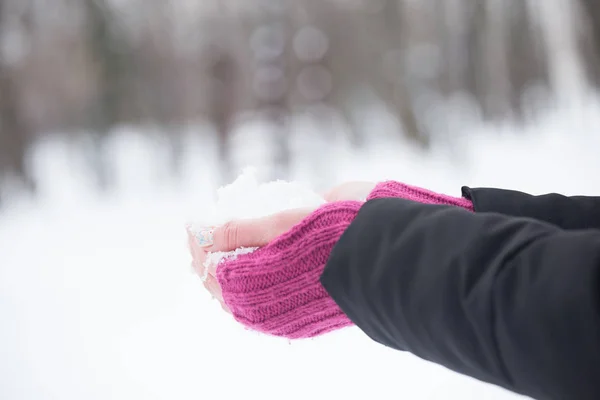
xmin=367 ymin=181 xmax=474 ymax=211
xmin=216 ymin=201 xmax=362 ymax=339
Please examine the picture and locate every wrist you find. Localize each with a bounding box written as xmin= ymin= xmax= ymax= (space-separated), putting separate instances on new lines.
xmin=367 ymin=181 xmax=474 ymax=211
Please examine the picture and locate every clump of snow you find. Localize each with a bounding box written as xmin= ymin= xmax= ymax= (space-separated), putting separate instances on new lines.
xmin=187 ymin=167 xmax=325 ymax=271
xmin=203 ymin=247 xmax=257 ymax=272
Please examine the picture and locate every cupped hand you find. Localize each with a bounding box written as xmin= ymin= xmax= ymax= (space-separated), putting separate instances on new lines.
xmin=187 ymin=207 xmax=316 ymax=312
xmin=187 ymin=180 xmax=375 ymax=310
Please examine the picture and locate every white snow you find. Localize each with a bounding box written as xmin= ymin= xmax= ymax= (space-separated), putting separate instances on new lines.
xmin=187 ymin=166 xmax=326 ymax=272
xmin=2 ymin=94 xmax=600 ymax=400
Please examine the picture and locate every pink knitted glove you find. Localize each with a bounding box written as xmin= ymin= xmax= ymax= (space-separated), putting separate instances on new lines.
xmin=216 ymin=201 xmax=361 ymax=339
xmin=367 ymin=180 xmax=474 ymax=211
xmin=214 ymin=181 xmax=473 ymax=339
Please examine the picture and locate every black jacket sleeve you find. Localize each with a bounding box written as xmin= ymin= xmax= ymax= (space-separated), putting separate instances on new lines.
xmin=463 ymin=186 xmax=600 ymax=230
xmin=321 ymin=198 xmax=600 ymax=400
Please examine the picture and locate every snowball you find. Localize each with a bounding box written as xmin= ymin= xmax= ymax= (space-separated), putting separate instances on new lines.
xmin=187 ymin=167 xmax=325 ymax=275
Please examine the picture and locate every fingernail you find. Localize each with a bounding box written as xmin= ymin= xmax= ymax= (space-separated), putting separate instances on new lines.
xmin=196 ymin=227 xmax=215 ymax=248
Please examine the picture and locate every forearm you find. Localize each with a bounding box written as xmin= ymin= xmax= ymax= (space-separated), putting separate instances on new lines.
xmin=463 ymin=186 xmax=600 ymax=229
xmin=322 ymin=198 xmax=600 ymax=399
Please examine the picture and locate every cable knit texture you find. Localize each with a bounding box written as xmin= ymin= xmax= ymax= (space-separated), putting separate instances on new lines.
xmin=215 ymin=182 xmax=474 ymax=339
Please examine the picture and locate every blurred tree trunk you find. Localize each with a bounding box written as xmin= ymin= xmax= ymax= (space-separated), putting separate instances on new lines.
xmin=576 ymin=0 xmax=600 ymax=86
xmin=382 ymin=0 xmax=425 ymax=146
xmin=579 ymin=0 xmax=600 ymax=54
xmin=484 ymin=0 xmax=512 ymax=118
xmin=465 ymin=1 xmax=488 ymax=115
xmin=0 ymin=0 xmax=34 ymax=198
xmin=465 ymin=0 xmax=512 ymax=120
xmin=436 ymin=0 xmax=468 ymax=96
xmin=135 ymin=1 xmax=186 ymax=176
xmin=253 ymin=6 xmax=291 ymax=181
xmin=82 ymin=0 xmax=131 ymax=189
xmin=507 ymin=0 xmax=549 ymax=114
xmin=207 ymin=45 xmax=237 ymax=185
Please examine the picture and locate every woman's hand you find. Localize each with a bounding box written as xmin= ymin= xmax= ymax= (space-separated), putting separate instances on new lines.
xmin=188 ymin=207 xmax=317 ymax=312
xmin=322 ymin=181 xmax=376 ymax=202
xmin=187 ymin=181 xmax=375 ymax=310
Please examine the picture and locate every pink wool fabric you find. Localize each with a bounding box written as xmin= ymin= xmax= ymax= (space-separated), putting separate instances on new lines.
xmin=216 ymin=181 xmax=474 ymax=339
xmin=366 ymin=180 xmax=475 ymax=211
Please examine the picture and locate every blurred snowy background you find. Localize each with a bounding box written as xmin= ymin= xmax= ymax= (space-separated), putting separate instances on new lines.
xmin=1 ymin=0 xmax=600 ymax=399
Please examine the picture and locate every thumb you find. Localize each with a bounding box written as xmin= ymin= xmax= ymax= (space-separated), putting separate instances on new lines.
xmin=208 ymin=207 xmax=317 ymax=252
xmin=210 ymin=219 xmax=271 ymax=252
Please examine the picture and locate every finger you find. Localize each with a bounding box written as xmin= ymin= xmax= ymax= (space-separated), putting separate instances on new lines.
xmin=186 ymin=228 xmax=198 ymax=254
xmin=210 ymin=219 xmax=268 ymax=252
xmin=221 ymin=303 xmax=232 ymax=314
xmin=210 ymin=207 xmax=316 ymax=252
xmin=205 ymin=259 xmax=218 ymax=277
xmin=187 ymin=229 xmax=208 ymax=277
xmin=203 ymin=275 xmax=231 ymax=314
xmin=194 ymin=226 xmax=216 ymax=248
xmin=203 ymin=274 xmax=223 ymax=302
xmin=323 ymin=181 xmax=376 ymax=202
xmin=187 ymin=227 xmax=212 ymax=255
xmin=322 ymin=187 xmax=338 ymax=202
xmin=191 ymin=258 xmax=207 ymax=280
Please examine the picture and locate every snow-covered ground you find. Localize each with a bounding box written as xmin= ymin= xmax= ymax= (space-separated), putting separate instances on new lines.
xmin=2 ymin=96 xmax=600 ymax=400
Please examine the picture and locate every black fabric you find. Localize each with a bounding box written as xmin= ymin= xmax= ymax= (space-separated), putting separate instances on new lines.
xmin=463 ymin=186 xmax=600 ymax=230
xmin=321 ymin=198 xmax=600 ymax=400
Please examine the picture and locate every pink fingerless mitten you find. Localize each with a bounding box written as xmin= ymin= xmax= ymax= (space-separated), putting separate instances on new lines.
xmin=215 ymin=181 xmax=473 ymax=340
xmin=367 ymin=180 xmax=474 ymax=211
xmin=217 ymin=201 xmax=361 ymax=339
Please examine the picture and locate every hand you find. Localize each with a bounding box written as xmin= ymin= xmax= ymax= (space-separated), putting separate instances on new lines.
xmin=187 ymin=207 xmax=317 ymax=312
xmin=190 ymin=201 xmax=362 ymax=338
xmin=322 ymin=181 xmax=376 ymax=202
xmin=187 ymin=180 xmax=375 ymax=311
